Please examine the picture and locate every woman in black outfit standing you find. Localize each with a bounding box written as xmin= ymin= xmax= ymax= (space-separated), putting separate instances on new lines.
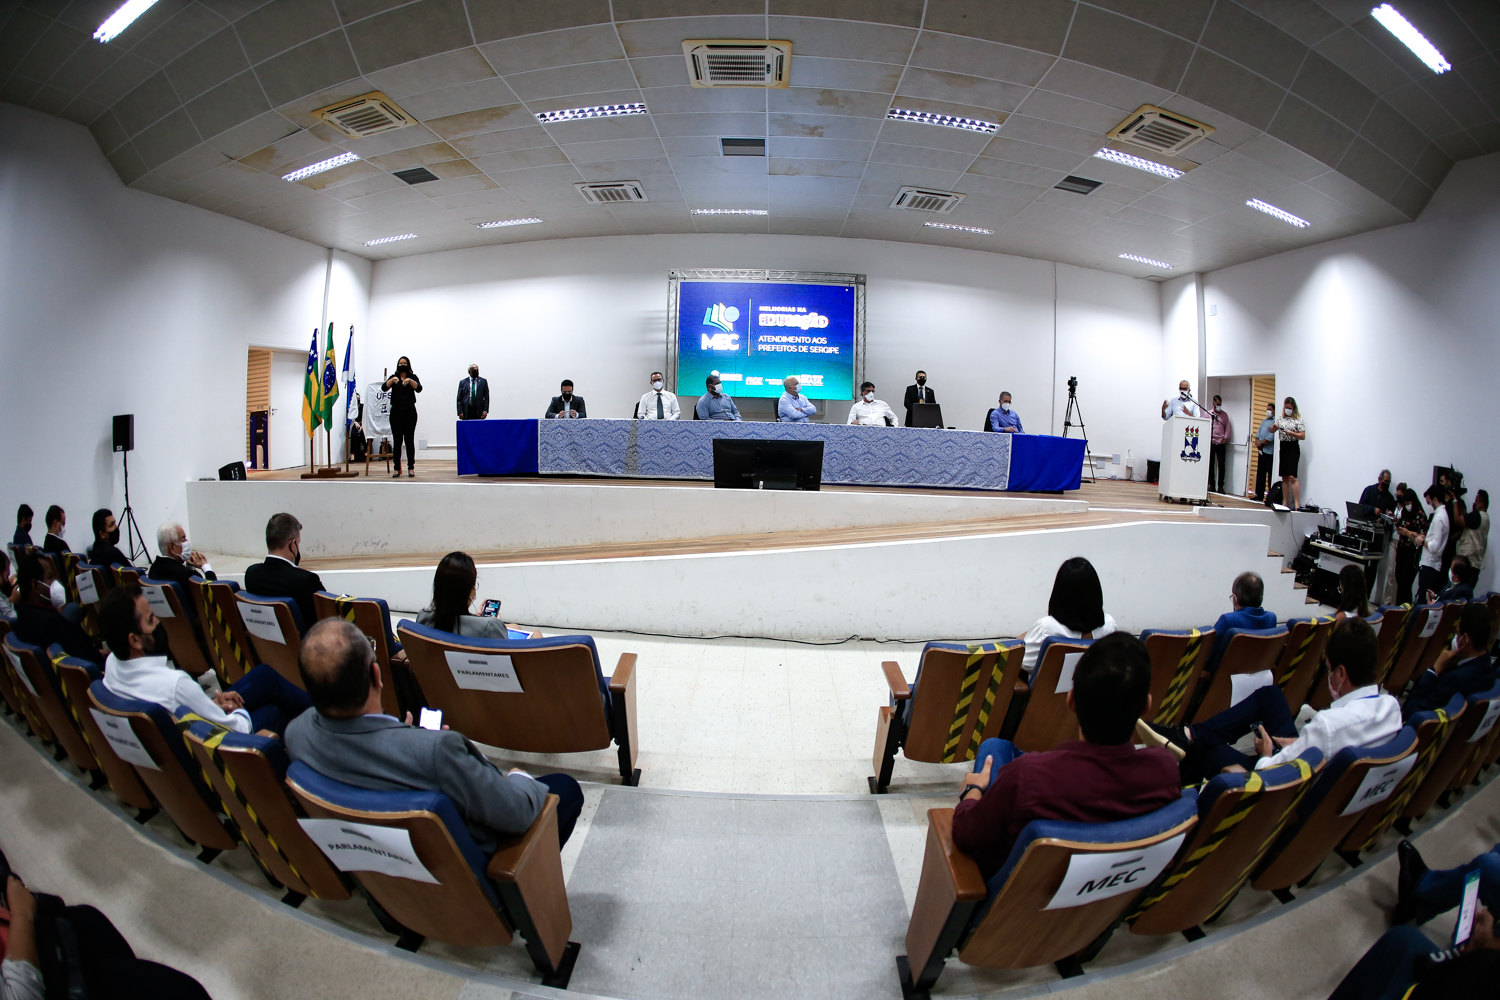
xmin=383 ymin=356 xmax=422 ymax=477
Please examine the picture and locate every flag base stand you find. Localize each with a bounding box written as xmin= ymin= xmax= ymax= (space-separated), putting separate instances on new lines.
xmin=299 ymin=468 xmax=358 ymax=479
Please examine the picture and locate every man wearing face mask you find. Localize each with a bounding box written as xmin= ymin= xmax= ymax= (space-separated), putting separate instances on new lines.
xmin=12 ymin=552 xmax=103 ymax=666
xmin=989 ymin=391 xmax=1023 ymax=433
xmin=903 ymin=371 xmax=935 ymax=427
xmin=847 ymin=382 xmax=896 ymax=426
xmin=1254 ymin=405 xmax=1276 ymax=501
xmin=1404 ymin=603 xmax=1494 ymax=719
xmin=1161 ymin=380 xmax=1203 ymax=420
xmin=1359 ymin=470 xmax=1397 ymax=515
xmin=149 ymin=522 xmax=215 ymax=587
xmin=243 ymin=513 xmax=325 ymax=635
xmin=695 ymin=374 xmax=742 ymax=421
xmin=87 ymin=509 xmax=136 ymax=569
xmin=99 ymin=584 xmax=311 ymax=736
xmin=1207 ymin=395 xmax=1231 ymax=494
xmin=456 ymin=363 xmax=488 ymax=421
xmin=778 ymin=376 xmax=818 ymax=423
xmin=14 ymin=504 xmax=33 ymax=547
xmin=544 ymin=380 xmax=586 ymax=419
xmin=41 ymin=505 xmax=68 ymax=555
xmin=636 ymin=371 xmax=679 ymax=420
xmin=1413 ymin=484 xmax=1451 ymax=602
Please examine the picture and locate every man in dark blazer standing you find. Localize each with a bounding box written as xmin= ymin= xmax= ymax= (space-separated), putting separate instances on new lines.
xmin=903 ymin=370 xmax=936 ymax=427
xmin=544 ymin=380 xmax=586 ymax=419
xmin=244 ymin=512 xmax=324 ymax=635
xmin=457 ymin=362 xmax=489 ymax=420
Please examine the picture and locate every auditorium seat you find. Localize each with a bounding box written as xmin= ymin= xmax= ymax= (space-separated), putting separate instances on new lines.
xmin=74 ymin=562 xmax=110 ymax=637
xmin=397 ymin=621 xmax=640 ymax=785
xmin=313 ymin=591 xmax=410 ymax=718
xmin=1250 ymin=726 xmax=1418 ymax=900
xmin=1011 ymin=637 xmax=1093 ymax=752
xmin=1273 ymin=616 xmax=1336 ymax=712
xmin=233 ymin=592 xmax=305 ymax=689
xmin=869 ymin=641 xmax=1022 ymax=794
xmin=1140 ymin=627 xmax=1214 ymax=726
xmin=178 ymin=715 xmax=353 ymax=907
xmin=899 ymin=794 xmax=1198 ymax=989
xmin=1184 ymin=626 xmax=1288 ymax=724
xmin=87 ymin=678 xmax=240 ymax=862
xmin=188 ymin=579 xmax=253 ymax=684
xmin=1484 ymin=592 xmax=1500 ymax=650
xmin=1 ymin=628 xmax=51 ymax=742
xmin=1371 ymin=605 xmax=1412 ymax=690
xmin=0 ymin=616 xmax=26 ymax=719
xmin=982 ymin=408 xmax=996 ymax=431
xmin=286 ymin=762 xmax=579 ymax=985
xmin=3 ymin=633 xmax=99 ymax=774
xmin=141 ymin=577 xmax=213 ymax=679
xmin=1383 ymin=603 xmax=1442 ymax=696
xmin=115 ymin=566 xmax=141 ymax=589
xmin=1399 ymin=681 xmax=1500 ymax=821
xmin=1405 ymin=601 xmax=1467 ymax=689
xmin=53 ymin=651 xmax=156 ymax=819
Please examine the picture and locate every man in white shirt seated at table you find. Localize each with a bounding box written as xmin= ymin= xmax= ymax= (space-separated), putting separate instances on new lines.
xmin=778 ymin=376 xmax=818 ymax=423
xmin=989 ymin=391 xmax=1023 ymax=433
xmin=847 ymin=382 xmax=896 ymax=426
xmin=636 ymin=370 xmax=679 ymax=420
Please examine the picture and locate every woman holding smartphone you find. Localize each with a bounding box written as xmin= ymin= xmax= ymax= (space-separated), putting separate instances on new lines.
xmin=1274 ymin=396 xmax=1306 ymax=510
xmin=415 ymin=551 xmax=516 ymax=639
xmin=382 ymin=356 xmax=422 ymax=478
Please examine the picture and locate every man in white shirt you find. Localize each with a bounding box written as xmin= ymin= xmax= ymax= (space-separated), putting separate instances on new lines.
xmin=636 ymin=370 xmax=679 ymax=420
xmin=847 ymin=381 xmax=896 ymax=426
xmin=97 ymin=582 xmax=312 ymax=735
xmin=1161 ymin=379 xmax=1203 ymax=420
xmin=1145 ymin=618 xmax=1400 ymax=781
xmin=1416 ymin=484 xmax=1450 ymax=600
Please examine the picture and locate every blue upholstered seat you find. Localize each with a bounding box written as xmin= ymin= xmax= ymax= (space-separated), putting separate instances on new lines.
xmin=397 ymin=619 xmax=612 ymax=704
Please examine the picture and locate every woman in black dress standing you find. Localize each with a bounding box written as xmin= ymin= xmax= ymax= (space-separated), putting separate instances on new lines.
xmin=1394 ymin=485 xmax=1427 ymax=604
xmin=383 ymin=356 xmax=422 ymax=477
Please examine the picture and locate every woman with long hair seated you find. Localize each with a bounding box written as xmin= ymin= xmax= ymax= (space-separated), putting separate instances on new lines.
xmin=1337 ymin=564 xmax=1370 ymax=620
xmin=1021 ymin=557 xmax=1118 ymax=679
xmin=415 ymin=551 xmax=512 ymax=639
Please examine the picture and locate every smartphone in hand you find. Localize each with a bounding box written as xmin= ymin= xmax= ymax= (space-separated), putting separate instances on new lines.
xmin=418 ymin=708 xmax=443 ymax=731
xmin=480 ymin=599 xmax=502 ymax=617
xmin=1455 ymin=869 xmax=1482 ymax=947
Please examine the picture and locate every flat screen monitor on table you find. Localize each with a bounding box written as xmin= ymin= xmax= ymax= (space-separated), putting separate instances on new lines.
xmin=910 ymin=402 xmax=944 ymax=429
xmin=712 ymin=439 xmax=824 ymax=491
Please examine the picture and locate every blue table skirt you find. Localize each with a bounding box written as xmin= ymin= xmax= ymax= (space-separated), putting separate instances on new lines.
xmin=456 ymin=419 xmax=538 ymax=476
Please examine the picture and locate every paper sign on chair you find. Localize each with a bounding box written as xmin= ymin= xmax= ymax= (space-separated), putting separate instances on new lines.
xmin=88 ymin=709 xmax=160 ymax=770
xmin=142 ymin=586 xmax=175 ymax=618
xmin=444 ymin=650 xmax=524 ymax=693
xmin=298 ymin=819 xmax=439 ymax=883
xmin=1044 ymin=834 xmax=1186 ymax=910
xmin=237 ymin=603 xmax=285 ymax=644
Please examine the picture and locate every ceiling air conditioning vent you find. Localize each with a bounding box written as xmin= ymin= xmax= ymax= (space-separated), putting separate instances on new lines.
xmin=1055 ymin=175 xmax=1102 ymax=195
xmin=683 ymin=40 xmax=791 ymax=88
xmin=721 ymin=137 xmax=766 ymax=156
xmin=312 ymin=91 xmax=417 ymax=139
xmin=576 ymin=181 xmax=648 ymax=204
xmin=1108 ymin=105 xmax=1214 ymax=155
xmin=890 ymin=186 xmax=965 ymax=214
xmin=392 ymin=166 xmax=438 ymax=185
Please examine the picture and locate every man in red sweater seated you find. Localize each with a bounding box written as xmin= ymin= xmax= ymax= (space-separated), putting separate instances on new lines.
xmin=952 ymin=632 xmax=1183 ymax=882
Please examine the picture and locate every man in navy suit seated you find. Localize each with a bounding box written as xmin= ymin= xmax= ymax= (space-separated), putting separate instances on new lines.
xmin=1405 ymin=602 xmax=1495 ymax=718
xmin=244 ymin=513 xmax=324 ymax=635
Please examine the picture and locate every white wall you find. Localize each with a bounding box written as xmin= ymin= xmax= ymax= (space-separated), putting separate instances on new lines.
xmin=0 ymin=103 xmax=369 ymax=551
xmin=366 ymin=234 xmax=1167 ymax=463
xmin=1204 ymin=151 xmax=1500 ymax=592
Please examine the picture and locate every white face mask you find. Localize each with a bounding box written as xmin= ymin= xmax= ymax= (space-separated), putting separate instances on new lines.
xmin=999 ymin=403 xmax=1010 ymax=412
xmin=652 ymin=380 xmax=663 ymax=391
xmin=1180 ymin=389 xmax=1191 ymax=398
xmin=49 ymin=579 xmax=66 ymax=609
xmin=1283 ymin=407 xmax=1293 ymax=416
xmin=1266 ymin=410 xmax=1273 ymax=419
xmin=55 ymin=525 xmax=65 ymax=540
xmin=863 ymin=391 xmax=874 ymax=402
xmin=180 ymin=536 xmax=192 ymax=560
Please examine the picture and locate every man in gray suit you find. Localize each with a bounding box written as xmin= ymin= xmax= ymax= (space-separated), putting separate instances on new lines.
xmin=284 ymin=619 xmax=582 ymax=851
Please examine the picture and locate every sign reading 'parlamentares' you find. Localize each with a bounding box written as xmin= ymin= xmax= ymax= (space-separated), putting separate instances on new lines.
xmin=444 ymin=650 xmax=524 ymax=693
xmin=298 ymin=819 xmax=438 ymax=883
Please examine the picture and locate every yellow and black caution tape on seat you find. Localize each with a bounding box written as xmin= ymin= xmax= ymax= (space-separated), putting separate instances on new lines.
xmin=1154 ymin=630 xmax=1202 ymax=724
xmin=48 ymin=648 xmax=97 ymax=760
xmin=1355 ymin=711 xmax=1450 ymax=852
xmin=333 ymin=595 xmax=398 ymax=653
xmin=1378 ymin=603 xmax=1414 ymax=686
xmin=1277 ymin=617 xmax=1334 ymax=687
xmin=204 ymin=587 xmax=254 ymax=684
xmin=941 ymin=644 xmax=998 ymax=764
xmin=964 ymin=643 xmax=1005 ymax=762
xmin=1202 ymin=757 xmax=1315 ymax=920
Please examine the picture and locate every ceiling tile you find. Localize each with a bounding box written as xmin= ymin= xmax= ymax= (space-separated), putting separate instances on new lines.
xmin=966 ymin=154 xmax=1069 ymax=189
xmin=449 ymin=124 xmax=555 ymax=156
xmin=615 ymin=16 xmax=768 ymax=59
xmin=628 ymin=54 xmax=692 ymax=90
xmin=653 ymin=112 xmax=768 ymax=137
xmin=113 ymin=70 xmax=182 ymax=136
xmin=338 ymin=122 xmax=445 ymax=156
xmin=477 ymin=23 xmax=624 ymax=77
xmin=129 ymin=3 xmax=228 ymax=67
xmin=343 ymin=0 xmax=473 ymax=74
xmin=994 ymin=114 xmax=1111 ymax=156
xmin=859 ymin=158 xmax=962 ymax=190
xmin=1089 ymin=0 xmax=1213 ymax=40
xmin=788 ymin=56 xmax=904 ymax=95
xmin=1267 ymin=94 xmax=1356 ymax=167
xmin=14 ymin=19 xmax=90 ymax=85
xmin=1409 ymin=142 xmax=1453 ymax=190
xmin=1013 ymin=89 xmax=1132 ymax=133
xmin=253 ymin=29 xmax=362 ymax=108
xmin=541 ymin=113 xmax=661 ymax=141
xmin=504 ymin=59 xmax=638 ymax=102
xmin=105 ymin=139 xmax=149 ymax=184
xmin=978 ymin=136 xmax=1090 ymax=172
xmin=660 ymin=135 xmax=722 ymax=156
xmin=892 ymin=67 xmax=1031 ymax=114
xmin=871 ymin=141 xmax=975 ymax=171
xmin=561 ymin=136 xmax=666 ymax=162
xmin=1233 ymin=131 xmax=1327 ymax=181
xmin=202 ymin=109 xmax=300 ymax=157
xmin=238 ymin=128 xmax=339 ymax=171
xmin=165 ymin=25 xmax=250 ymax=101
xmin=765 ymin=16 xmax=918 ymax=64
xmin=1312 ymin=26 xmax=1418 ymax=96
xmin=1034 ymin=58 xmax=1174 ymax=114
xmin=876 ymin=116 xmax=996 ymax=153
xmin=398 ymin=76 xmax=521 ymax=121
xmin=1336 ymin=135 xmax=1406 ymax=202
xmin=920 ymin=0 xmax=1074 ymax=55
xmin=1388 ymin=172 xmax=1433 ymax=219
xmin=235 ymin=0 xmax=341 ymax=65
xmin=470 ymin=144 xmax=572 ymax=174
xmin=1418 ymin=70 xmax=1496 ymax=131
xmin=366 ymin=140 xmax=463 ymax=169
xmin=641 ymin=85 xmax=766 ymax=114
xmin=79 ymin=49 xmax=161 ymax=106
xmin=1176 ymin=49 xmax=1286 ymax=132
xmin=0 ymin=8 xmax=51 ymax=71
xmin=1357 ymin=97 xmax=1431 ymax=169
xmin=1062 ymin=5 xmax=1196 ymax=92
xmin=769 ymin=157 xmax=866 ymax=177
xmin=769 ymin=87 xmax=892 ymax=118
xmin=362 ymin=48 xmax=497 ymax=100
xmin=766 ymin=136 xmax=873 ymax=159
xmin=89 ymin=109 xmax=131 ymax=154
xmin=672 ymin=154 xmax=768 ymax=176
xmin=1428 ymin=128 xmax=1484 ymax=160
xmin=43 ymin=30 xmax=131 ymax=95
xmin=424 ymin=103 xmax=534 ymax=139
xmin=469 ymin=0 xmax=612 ymax=43
xmin=613 ymin=0 xmax=763 ymax=19
xmin=907 ymin=31 xmax=1057 ymax=88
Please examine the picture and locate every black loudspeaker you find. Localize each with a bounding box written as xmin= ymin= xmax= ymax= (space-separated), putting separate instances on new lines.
xmin=218 ymin=462 xmax=247 ymax=481
xmin=112 ymin=414 xmax=134 ymax=453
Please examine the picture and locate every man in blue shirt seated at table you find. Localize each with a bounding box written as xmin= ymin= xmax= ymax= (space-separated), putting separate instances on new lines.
xmin=989 ymin=391 xmax=1023 ymax=433
xmin=695 ymin=375 xmax=742 ymax=420
xmin=1204 ymin=571 xmax=1277 ymax=673
xmin=778 ymin=376 xmax=817 ymax=423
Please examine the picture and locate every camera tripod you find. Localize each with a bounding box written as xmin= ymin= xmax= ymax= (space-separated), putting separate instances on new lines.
xmin=1061 ymin=377 xmax=1096 ymax=483
xmin=118 ymin=449 xmax=149 ymax=563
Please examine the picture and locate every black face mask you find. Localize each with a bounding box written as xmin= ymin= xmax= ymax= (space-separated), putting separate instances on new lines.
xmin=561 ymin=392 xmax=572 ymax=401
xmin=916 ymin=377 xmax=926 ymax=384
xmin=108 ymin=528 xmax=120 ymax=545
xmin=398 ymin=365 xmax=410 ymax=374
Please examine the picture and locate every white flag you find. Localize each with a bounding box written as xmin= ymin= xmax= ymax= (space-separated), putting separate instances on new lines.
xmin=343 ymin=326 xmax=358 ymax=426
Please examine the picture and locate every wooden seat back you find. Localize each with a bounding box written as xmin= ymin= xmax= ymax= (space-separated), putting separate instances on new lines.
xmin=1 ymin=628 xmax=52 ymax=741
xmin=4 ymin=634 xmax=97 ymax=770
xmin=1384 ymin=604 xmax=1441 ymax=695
xmin=0 ymin=617 xmax=28 ymax=719
xmin=115 ymin=566 xmax=142 ymax=589
xmin=190 ymin=580 xmax=255 ymax=685
xmin=1274 ymin=617 xmax=1336 ymax=712
xmin=73 ymin=563 xmax=109 ymax=638
xmin=1140 ymin=628 xmax=1214 ymax=726
xmin=140 ymin=578 xmax=213 ymax=678
xmin=314 ymin=591 xmax=403 ymax=717
xmin=1011 ymin=638 xmax=1093 ymax=753
xmin=54 ymin=654 xmax=154 ymax=811
xmin=1185 ymin=627 xmax=1288 ymax=724
xmin=1372 ymin=605 xmax=1412 ymax=688
xmin=1404 ymin=682 xmax=1500 ymax=819
xmin=900 ymin=642 xmax=1022 ymax=763
xmin=1407 ymin=602 xmax=1466 ymax=686
xmin=1341 ymin=695 xmax=1464 ymax=854
xmin=234 ymin=593 xmax=305 ymax=689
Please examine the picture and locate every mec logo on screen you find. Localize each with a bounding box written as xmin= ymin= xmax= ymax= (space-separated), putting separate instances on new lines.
xmin=701 ymin=303 xmax=741 ymax=349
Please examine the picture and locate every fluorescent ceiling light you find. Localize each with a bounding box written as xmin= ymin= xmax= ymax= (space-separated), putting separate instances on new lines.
xmin=476 ymin=217 xmax=544 ymax=228
xmin=1118 ymin=253 xmax=1174 ymax=269
xmin=1093 ymin=148 xmax=1184 ymax=179
xmin=1371 ymin=4 xmax=1451 ymax=73
xmin=281 ymin=151 xmax=360 ymax=182
xmin=886 ymin=108 xmax=999 ymax=134
xmin=535 ymin=103 xmax=647 ymax=124
xmin=94 ymin=0 xmax=159 ymax=43
xmin=924 ymin=221 xmax=993 ymax=235
xmin=364 ymin=233 xmax=417 ymax=246
xmin=1245 ymin=198 xmax=1310 ymax=228
xmin=692 ymin=208 xmax=768 ymax=216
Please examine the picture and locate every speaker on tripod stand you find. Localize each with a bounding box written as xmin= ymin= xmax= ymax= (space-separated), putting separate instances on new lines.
xmin=113 ymin=415 xmax=149 ymax=563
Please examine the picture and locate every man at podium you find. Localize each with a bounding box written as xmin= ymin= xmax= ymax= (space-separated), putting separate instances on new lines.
xmin=1159 ymin=380 xmax=1210 ymax=502
xmin=1161 ymin=380 xmax=1203 ymax=420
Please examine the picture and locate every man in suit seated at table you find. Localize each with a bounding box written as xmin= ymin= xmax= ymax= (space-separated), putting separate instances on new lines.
xmin=544 ymin=380 xmax=585 ymax=419
xmin=1404 ymin=602 xmax=1494 ymax=718
xmin=244 ymin=513 xmax=324 ymax=635
xmin=285 ymin=618 xmax=583 ymax=850
xmin=778 ymin=376 xmax=817 ymax=423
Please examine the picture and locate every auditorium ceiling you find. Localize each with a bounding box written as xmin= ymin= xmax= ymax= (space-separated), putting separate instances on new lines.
xmin=3 ymin=1 xmax=1497 ymax=274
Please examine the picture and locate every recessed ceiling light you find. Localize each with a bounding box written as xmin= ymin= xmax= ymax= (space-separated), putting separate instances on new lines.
xmin=692 ymin=208 xmax=768 ymax=215
xmin=923 ymin=221 xmax=993 ymax=234
xmin=93 ymin=0 xmax=160 ymax=43
xmin=886 ymin=108 xmax=999 ymax=134
xmin=1118 ymin=253 xmax=1174 ymax=269
xmin=1245 ymin=198 xmax=1310 ymax=228
xmin=364 ymin=233 xmax=417 ymax=246
xmin=535 ymin=103 xmax=648 ymax=124
xmin=282 ymin=151 xmax=360 ymax=182
xmin=1092 ymin=148 xmax=1184 ymax=179
xmin=476 ymin=217 xmax=544 ymax=228
xmin=1371 ymin=4 xmax=1451 ymax=74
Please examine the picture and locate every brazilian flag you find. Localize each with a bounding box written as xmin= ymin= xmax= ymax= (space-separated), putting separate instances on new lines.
xmin=301 ymin=328 xmax=321 ymax=438
xmin=319 ymin=322 xmax=340 ymax=428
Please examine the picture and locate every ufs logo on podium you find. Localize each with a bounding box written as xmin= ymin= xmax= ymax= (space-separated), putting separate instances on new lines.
xmin=1180 ymin=424 xmax=1202 ymax=462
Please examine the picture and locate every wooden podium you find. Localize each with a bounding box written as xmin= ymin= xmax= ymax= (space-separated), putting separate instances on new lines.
xmin=1158 ymin=414 xmax=1209 ymax=502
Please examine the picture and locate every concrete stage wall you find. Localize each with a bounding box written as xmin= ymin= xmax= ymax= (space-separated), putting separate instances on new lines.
xmin=185 ymin=479 xmax=1086 ymax=559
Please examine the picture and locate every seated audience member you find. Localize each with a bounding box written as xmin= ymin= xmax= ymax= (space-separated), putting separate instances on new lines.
xmin=1430 ymin=555 xmax=1478 ymax=604
xmin=989 ymin=391 xmax=1023 ymax=433
xmin=86 ymin=509 xmax=134 ymax=569
xmin=1395 ymin=840 xmax=1500 ymax=929
xmin=1204 ymin=571 xmax=1277 ymax=673
xmin=0 ymin=551 xmax=14 ymax=619
xmin=416 ymin=552 xmax=511 ymax=639
xmin=1329 ymin=912 xmax=1500 ymax=1000
xmin=544 ymin=380 xmax=585 ymax=419
xmin=148 ymin=522 xmax=215 ymax=587
xmin=98 ymin=584 xmax=310 ymax=735
xmin=952 ymin=633 xmax=1181 ymax=881
xmin=285 ymin=619 xmax=584 ymax=851
xmin=695 ymin=375 xmax=742 ymax=420
xmin=1403 ymin=602 xmax=1494 ymax=718
xmin=12 ymin=504 xmax=32 ymax=548
xmin=1020 ymin=557 xmax=1118 ymax=679
xmin=40 ymin=506 xmax=67 ymax=555
xmin=243 ymin=513 xmax=324 ymax=633
xmin=12 ymin=552 xmax=100 ymax=665
xmin=1143 ymin=618 xmax=1400 ymax=783
xmin=1337 ymin=564 xmax=1370 ymax=619
xmin=846 ymin=382 xmax=897 ymax=426
xmin=777 ymin=376 xmax=817 ymax=423
xmin=2 ymin=868 xmax=212 ymax=1000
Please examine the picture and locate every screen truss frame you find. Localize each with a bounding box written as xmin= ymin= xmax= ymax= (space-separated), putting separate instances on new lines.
xmin=666 ymin=268 xmax=866 ymax=400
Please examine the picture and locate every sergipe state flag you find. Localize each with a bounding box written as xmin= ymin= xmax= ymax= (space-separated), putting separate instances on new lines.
xmin=320 ymin=321 xmax=340 ymax=427
xmin=301 ymin=328 xmax=321 ymax=438
xmin=343 ymin=326 xmax=358 ymax=428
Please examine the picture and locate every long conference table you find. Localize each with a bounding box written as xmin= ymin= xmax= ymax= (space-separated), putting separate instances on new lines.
xmin=455 ymin=418 xmax=1085 ymax=492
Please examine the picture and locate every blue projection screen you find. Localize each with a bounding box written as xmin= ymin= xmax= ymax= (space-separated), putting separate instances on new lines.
xmin=672 ymin=275 xmax=861 ymax=401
